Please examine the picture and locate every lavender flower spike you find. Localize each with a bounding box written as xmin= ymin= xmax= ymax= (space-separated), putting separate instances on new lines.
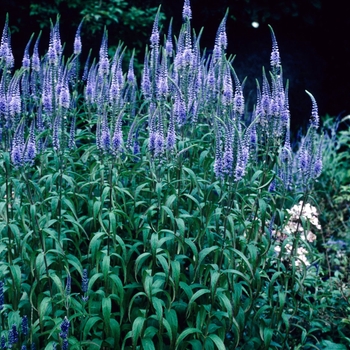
xmin=165 ymin=18 xmax=173 ymax=57
xmin=22 ymin=33 xmax=34 ymax=69
xmin=74 ymin=19 xmax=83 ymax=55
xmin=82 ymin=269 xmax=89 ymax=293
xmin=305 ymin=90 xmax=319 ymax=129
xmin=182 ymin=0 xmax=192 ymax=21
xmin=8 ymin=324 xmax=19 ymax=346
xmin=22 ymin=315 xmax=29 ymax=336
xmin=60 ymin=316 xmax=70 ymax=339
xmin=25 ymin=122 xmax=36 ymax=165
xmin=268 ymin=25 xmax=281 ymax=70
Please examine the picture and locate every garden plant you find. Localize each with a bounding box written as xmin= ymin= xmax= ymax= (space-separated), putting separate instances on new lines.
xmin=0 ymin=0 xmax=349 ymax=349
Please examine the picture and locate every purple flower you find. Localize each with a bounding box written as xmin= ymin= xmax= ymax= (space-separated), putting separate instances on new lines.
xmin=268 ymin=179 xmax=276 ymax=192
xmin=0 ymin=16 xmax=14 ymax=68
xmin=52 ymin=115 xmax=61 ymax=152
xmin=222 ymin=127 xmax=233 ymax=175
xmin=141 ymin=55 xmax=151 ymax=100
xmin=222 ymin=66 xmax=233 ymax=106
xmin=31 ymin=33 xmax=41 ymax=72
xmin=306 ymin=90 xmax=319 ymax=129
xmin=127 ymin=53 xmax=135 ymax=85
xmin=182 ymin=0 xmax=192 ymax=21
xmin=154 ymin=131 xmax=164 ymax=157
xmin=133 ymin=138 xmax=140 ymax=156
xmin=150 ymin=12 xmax=160 ymax=49
xmin=22 ymin=34 xmax=33 ymax=69
xmin=62 ymin=339 xmax=69 ymax=350
xmin=98 ymin=30 xmax=109 ymax=77
xmin=22 ymin=315 xmax=29 ymax=336
xmin=59 ymin=317 xmax=70 ymax=339
xmin=313 ymin=158 xmax=322 ymax=178
xmin=214 ymin=130 xmax=223 ymax=180
xmin=166 ymin=111 xmax=176 ymax=151
xmin=82 ymin=50 xmax=91 ymax=82
xmin=68 ymin=117 xmax=76 ymax=150
xmin=269 ymin=25 xmax=281 ymax=69
xmin=59 ymin=80 xmax=70 ymax=109
xmin=235 ymin=142 xmax=248 ymax=182
xmin=25 ymin=122 xmax=36 ymax=165
xmin=8 ymin=324 xmax=19 ymax=346
xmin=1 ymin=335 xmax=5 ymax=349
xmin=102 ymin=123 xmax=111 ymax=153
xmin=11 ymin=124 xmax=24 ymax=167
xmin=166 ymin=19 xmax=173 ymax=57
xmin=82 ymin=269 xmax=89 ymax=293
xmin=112 ymin=122 xmax=123 ymax=153
xmin=42 ymin=71 xmax=53 ymax=115
xmin=74 ymin=20 xmax=83 ymax=55
xmin=65 ymin=274 xmax=71 ymax=296
xmin=157 ymin=50 xmax=169 ymax=99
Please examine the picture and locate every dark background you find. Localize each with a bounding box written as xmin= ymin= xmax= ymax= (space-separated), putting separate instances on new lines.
xmin=1 ymin=0 xmax=349 ymax=129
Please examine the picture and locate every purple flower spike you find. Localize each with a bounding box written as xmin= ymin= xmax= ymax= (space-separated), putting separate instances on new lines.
xmin=150 ymin=11 xmax=160 ymax=49
xmin=22 ymin=315 xmax=29 ymax=336
xmin=98 ymin=30 xmax=109 ymax=77
xmin=141 ymin=54 xmax=151 ymax=100
xmin=25 ymin=122 xmax=37 ymax=165
xmin=269 ymin=25 xmax=281 ymax=69
xmin=112 ymin=119 xmax=123 ymax=153
xmin=59 ymin=316 xmax=70 ymax=340
xmin=8 ymin=324 xmax=19 ymax=346
xmin=11 ymin=124 xmax=24 ymax=167
xmin=74 ymin=19 xmax=83 ymax=55
xmin=65 ymin=274 xmax=71 ymax=296
xmin=0 ymin=15 xmax=14 ymax=68
xmin=305 ymin=90 xmax=319 ymax=129
xmin=182 ymin=0 xmax=192 ymax=21
xmin=31 ymin=33 xmax=41 ymax=72
xmin=166 ymin=19 xmax=173 ymax=57
xmin=22 ymin=34 xmax=34 ymax=69
xmin=52 ymin=115 xmax=61 ymax=152
xmin=82 ymin=269 xmax=89 ymax=293
xmin=101 ymin=114 xmax=111 ymax=153
xmin=0 ymin=335 xmax=5 ymax=349
xmin=127 ymin=52 xmax=135 ymax=84
xmin=0 ymin=15 xmax=9 ymax=60
xmin=166 ymin=110 xmax=176 ymax=151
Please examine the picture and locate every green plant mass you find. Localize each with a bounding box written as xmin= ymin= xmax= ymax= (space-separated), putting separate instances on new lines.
xmin=0 ymin=0 xmax=349 ymax=349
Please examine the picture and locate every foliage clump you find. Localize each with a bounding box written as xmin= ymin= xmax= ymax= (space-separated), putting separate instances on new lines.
xmin=0 ymin=1 xmax=349 ymax=349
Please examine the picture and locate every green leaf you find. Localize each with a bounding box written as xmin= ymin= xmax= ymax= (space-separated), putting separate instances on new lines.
xmin=141 ymin=338 xmax=156 ymax=350
xmin=187 ymin=289 xmax=210 ymax=316
xmin=102 ymin=297 xmax=112 ymax=333
xmin=151 ymin=296 xmax=163 ymax=321
xmin=135 ymin=252 xmax=151 ymax=279
xmin=208 ymin=334 xmax=226 ymax=350
xmin=83 ymin=316 xmax=103 ymax=340
xmin=132 ymin=316 xmax=146 ymax=347
xmin=175 ymin=328 xmax=202 ymax=349
xmin=50 ymin=272 xmax=64 ymax=296
xmin=197 ymin=246 xmax=219 ymax=269
xmin=102 ymin=254 xmax=111 ymax=282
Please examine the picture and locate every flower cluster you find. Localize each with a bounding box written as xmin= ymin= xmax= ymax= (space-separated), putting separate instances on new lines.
xmin=59 ymin=316 xmax=70 ymax=350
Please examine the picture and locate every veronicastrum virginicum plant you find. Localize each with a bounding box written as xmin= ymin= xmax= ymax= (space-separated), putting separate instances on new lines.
xmin=0 ymin=0 xmax=340 ymax=349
